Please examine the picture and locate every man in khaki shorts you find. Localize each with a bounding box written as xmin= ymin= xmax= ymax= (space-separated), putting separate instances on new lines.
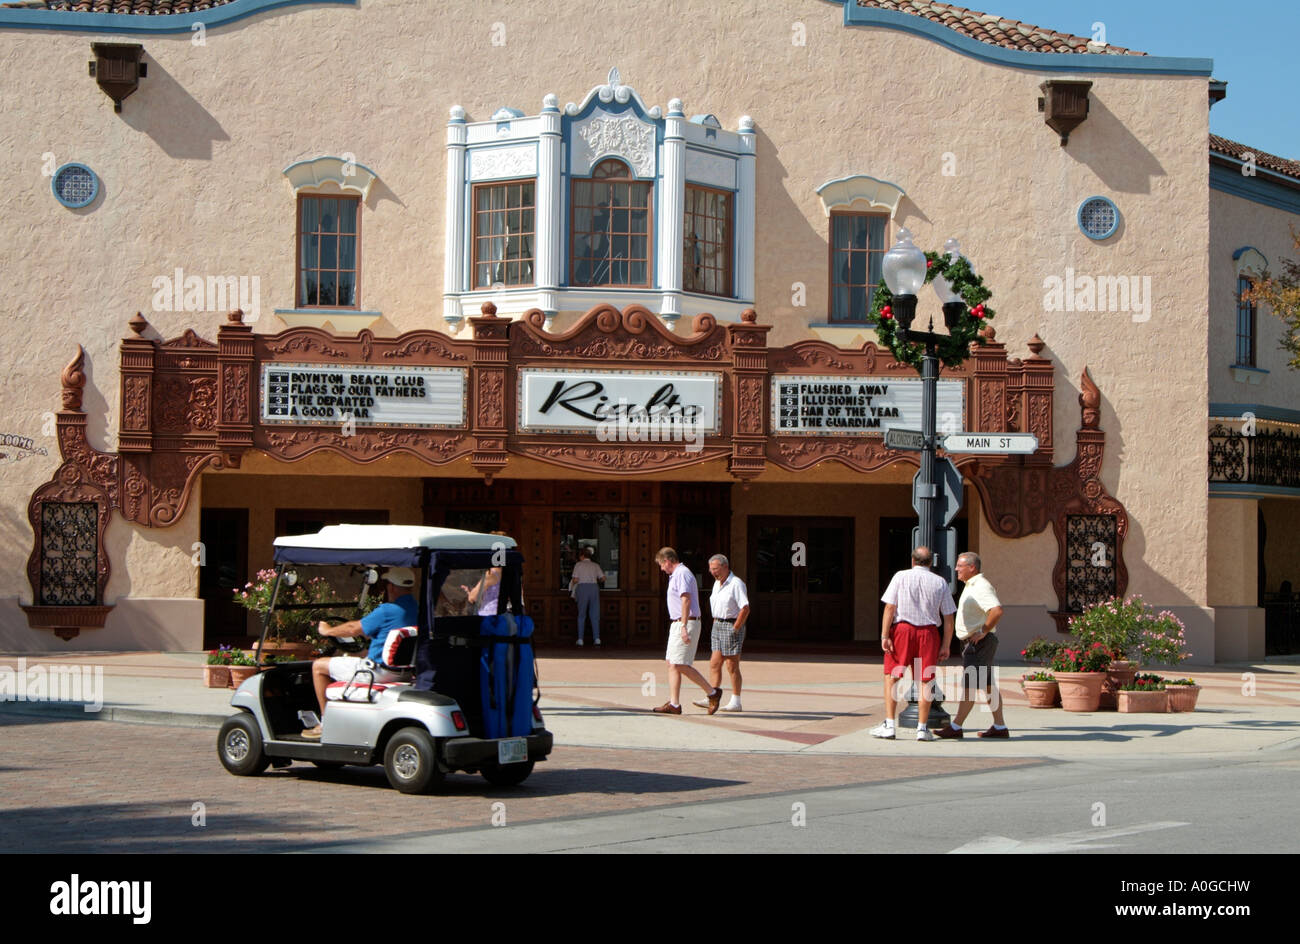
xmin=652 ymin=547 xmax=722 ymax=715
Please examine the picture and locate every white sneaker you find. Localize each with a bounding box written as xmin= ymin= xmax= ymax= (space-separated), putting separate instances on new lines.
xmin=916 ymin=728 xmax=936 ymax=741
xmin=594 ymin=639 xmax=601 ymax=646
xmin=576 ymin=638 xmax=584 ymax=646
xmin=692 ymin=697 xmax=711 ymax=709
xmin=718 ymin=701 xmax=742 ymax=712
xmin=869 ymin=722 xmax=896 ymax=739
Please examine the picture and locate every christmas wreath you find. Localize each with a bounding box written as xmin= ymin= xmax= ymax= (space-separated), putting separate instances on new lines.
xmin=869 ymin=252 xmax=995 ymax=370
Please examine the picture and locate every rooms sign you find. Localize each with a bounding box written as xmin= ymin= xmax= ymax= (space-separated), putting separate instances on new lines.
xmin=772 ymin=375 xmax=964 ymax=434
xmin=260 ymin=363 xmax=466 ymax=427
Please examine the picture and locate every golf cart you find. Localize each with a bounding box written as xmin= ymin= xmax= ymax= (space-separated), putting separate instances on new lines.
xmin=217 ymin=524 xmax=552 ymax=793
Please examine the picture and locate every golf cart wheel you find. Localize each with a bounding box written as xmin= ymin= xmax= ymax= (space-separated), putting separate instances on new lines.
xmin=218 ymin=713 xmax=269 ymax=776
xmin=481 ymin=760 xmax=535 ymax=787
xmin=383 ymin=728 xmax=445 ymax=794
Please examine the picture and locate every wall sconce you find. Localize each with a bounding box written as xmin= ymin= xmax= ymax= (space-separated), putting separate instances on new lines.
xmin=1038 ymin=79 xmax=1091 ymax=146
xmin=89 ymin=43 xmax=147 ymax=113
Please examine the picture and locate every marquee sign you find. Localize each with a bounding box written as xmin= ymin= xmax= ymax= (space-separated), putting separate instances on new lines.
xmin=772 ymin=375 xmax=964 ymax=435
xmin=260 ymin=363 xmax=466 ymax=427
xmin=518 ymin=368 xmax=722 ymax=434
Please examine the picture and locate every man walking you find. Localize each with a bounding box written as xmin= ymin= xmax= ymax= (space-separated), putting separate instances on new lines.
xmin=693 ymin=554 xmax=749 ymax=713
xmin=871 ymin=546 xmax=955 ymax=741
xmin=933 ymin=552 xmax=1009 ymax=738
xmin=652 ymin=547 xmax=722 ymax=715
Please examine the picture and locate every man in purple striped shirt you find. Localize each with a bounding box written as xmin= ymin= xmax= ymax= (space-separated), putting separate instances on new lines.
xmin=871 ymin=546 xmax=955 ymax=741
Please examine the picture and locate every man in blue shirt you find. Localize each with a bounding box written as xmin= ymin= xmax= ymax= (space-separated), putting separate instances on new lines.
xmin=303 ymin=566 xmax=419 ymax=739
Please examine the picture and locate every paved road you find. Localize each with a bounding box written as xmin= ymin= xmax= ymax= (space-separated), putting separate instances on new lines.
xmin=0 ymin=715 xmax=1029 ymax=854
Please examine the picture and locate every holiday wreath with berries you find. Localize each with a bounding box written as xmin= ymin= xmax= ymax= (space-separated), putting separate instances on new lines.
xmin=870 ymin=252 xmax=994 ymax=370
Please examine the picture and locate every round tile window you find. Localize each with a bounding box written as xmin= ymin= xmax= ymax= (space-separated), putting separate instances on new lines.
xmin=1077 ymin=196 xmax=1119 ymax=240
xmin=52 ymin=163 xmax=99 ymax=209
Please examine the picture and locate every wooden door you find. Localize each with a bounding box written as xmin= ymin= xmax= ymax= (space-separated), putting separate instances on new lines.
xmin=747 ymin=516 xmax=853 ymax=642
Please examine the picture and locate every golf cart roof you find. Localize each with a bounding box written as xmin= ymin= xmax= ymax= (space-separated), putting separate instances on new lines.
xmin=272 ymin=525 xmax=519 ymax=567
xmin=274 ymin=525 xmax=516 ymax=552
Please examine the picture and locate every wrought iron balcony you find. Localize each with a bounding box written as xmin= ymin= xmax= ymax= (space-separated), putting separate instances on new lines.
xmin=1208 ymin=423 xmax=1300 ymax=487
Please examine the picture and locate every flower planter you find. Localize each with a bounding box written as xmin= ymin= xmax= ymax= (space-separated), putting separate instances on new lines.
xmin=1167 ymin=685 xmax=1201 ymax=712
xmin=1054 ymin=671 xmax=1107 ymax=712
xmin=203 ymin=665 xmax=231 ymax=688
xmin=1101 ymin=659 xmax=1137 ymax=711
xmin=253 ymin=640 xmax=316 ymax=661
xmin=1022 ymin=680 xmax=1059 ymax=708
xmin=227 ymin=666 xmax=258 ymax=688
xmin=1118 ymin=688 xmax=1168 ymax=713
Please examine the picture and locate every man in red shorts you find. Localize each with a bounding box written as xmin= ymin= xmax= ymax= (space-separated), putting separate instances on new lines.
xmin=872 ymin=546 xmax=955 ymax=741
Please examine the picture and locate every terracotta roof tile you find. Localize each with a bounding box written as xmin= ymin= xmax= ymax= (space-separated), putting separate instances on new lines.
xmin=857 ymin=0 xmax=1145 ymax=55
xmin=1210 ymin=134 xmax=1300 ymax=182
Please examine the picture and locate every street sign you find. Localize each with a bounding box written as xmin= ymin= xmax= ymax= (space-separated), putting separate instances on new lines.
xmin=913 ymin=457 xmax=964 ymax=527
xmin=942 ymin=432 xmax=1039 ymax=455
xmin=886 ymin=427 xmax=926 ymax=451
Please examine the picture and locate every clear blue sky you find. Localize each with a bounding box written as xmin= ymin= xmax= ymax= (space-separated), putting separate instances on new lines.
xmin=977 ymin=0 xmax=1298 ymax=159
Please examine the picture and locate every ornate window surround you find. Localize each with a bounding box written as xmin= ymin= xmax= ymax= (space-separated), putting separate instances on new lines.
xmin=278 ymin=155 xmax=383 ymax=332
xmin=1231 ymin=246 xmax=1269 ymax=384
xmin=444 ymin=70 xmax=756 ymax=331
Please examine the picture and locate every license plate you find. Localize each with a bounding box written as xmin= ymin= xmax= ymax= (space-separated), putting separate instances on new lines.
xmin=497 ymin=738 xmax=528 ymax=765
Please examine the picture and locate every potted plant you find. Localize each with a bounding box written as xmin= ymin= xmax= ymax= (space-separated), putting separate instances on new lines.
xmin=227 ymin=648 xmax=259 ymax=688
xmin=1069 ymin=597 xmax=1190 ymax=709
xmin=234 ymin=568 xmax=335 ymax=659
xmin=1020 ymin=636 xmax=1065 ymax=666
xmin=1021 ymin=670 xmax=1058 ymax=708
xmin=203 ymin=645 xmax=235 ymax=688
xmin=1166 ymin=677 xmax=1201 ymax=712
xmin=1048 ymin=642 xmax=1112 ymax=711
xmin=1117 ymin=673 xmax=1168 ymax=712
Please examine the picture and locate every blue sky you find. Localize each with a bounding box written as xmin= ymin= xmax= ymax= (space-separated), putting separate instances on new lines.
xmin=975 ymin=0 xmax=1298 ymax=159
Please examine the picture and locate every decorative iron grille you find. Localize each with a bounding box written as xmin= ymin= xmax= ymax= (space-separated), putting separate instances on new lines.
xmin=1065 ymin=514 xmax=1117 ymax=612
xmin=39 ymin=502 xmax=99 ymax=605
xmin=1208 ymin=424 xmax=1300 ymax=488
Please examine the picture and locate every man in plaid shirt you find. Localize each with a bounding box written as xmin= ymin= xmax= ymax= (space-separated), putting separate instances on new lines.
xmin=871 ymin=546 xmax=955 ymax=741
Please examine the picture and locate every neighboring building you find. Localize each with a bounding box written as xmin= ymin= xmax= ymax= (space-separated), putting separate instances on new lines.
xmin=1 ymin=0 xmax=1296 ymax=660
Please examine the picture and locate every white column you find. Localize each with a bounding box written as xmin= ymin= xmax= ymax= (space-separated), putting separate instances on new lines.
xmin=536 ymin=93 xmax=563 ymax=321
xmin=658 ymin=98 xmax=686 ymax=329
xmin=443 ymin=105 xmax=468 ymax=328
xmin=736 ymin=115 xmax=756 ymax=305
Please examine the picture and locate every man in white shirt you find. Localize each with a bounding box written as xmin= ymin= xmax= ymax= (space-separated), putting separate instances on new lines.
xmin=933 ymin=551 xmax=1009 ymax=738
xmin=652 ymin=547 xmax=722 ymax=715
xmin=693 ymin=553 xmax=750 ymax=712
xmin=872 ymin=546 xmax=955 ymax=741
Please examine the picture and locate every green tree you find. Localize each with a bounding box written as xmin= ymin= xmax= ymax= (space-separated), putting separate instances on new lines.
xmin=1246 ymin=226 xmax=1300 ymax=369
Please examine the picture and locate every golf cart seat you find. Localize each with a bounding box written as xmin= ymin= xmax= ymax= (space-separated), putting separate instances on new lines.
xmin=325 ymin=626 xmax=417 ymax=703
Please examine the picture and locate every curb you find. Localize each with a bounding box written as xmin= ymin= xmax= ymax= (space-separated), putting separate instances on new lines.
xmin=0 ymin=700 xmax=227 ymax=730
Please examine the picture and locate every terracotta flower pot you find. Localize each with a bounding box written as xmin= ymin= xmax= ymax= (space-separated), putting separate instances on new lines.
xmin=203 ymin=665 xmax=230 ymax=688
xmin=1101 ymin=659 xmax=1137 ymax=710
xmin=1022 ymin=680 xmax=1059 ymax=708
xmin=1054 ymin=671 xmax=1107 ymax=711
xmin=1118 ymin=688 xmax=1168 ymax=713
xmin=227 ymin=666 xmax=258 ymax=688
xmin=1167 ymin=685 xmax=1201 ymax=712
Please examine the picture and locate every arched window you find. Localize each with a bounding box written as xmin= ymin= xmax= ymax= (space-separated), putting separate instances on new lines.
xmin=1236 ymin=276 xmax=1257 ymax=367
xmin=571 ymin=159 xmax=652 ymax=287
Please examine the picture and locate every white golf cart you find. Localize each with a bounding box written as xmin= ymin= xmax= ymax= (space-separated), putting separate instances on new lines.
xmin=216 ymin=525 xmax=552 ymax=793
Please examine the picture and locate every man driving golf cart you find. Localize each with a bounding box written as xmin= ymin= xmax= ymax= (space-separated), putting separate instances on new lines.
xmin=304 ymin=565 xmax=419 ymax=739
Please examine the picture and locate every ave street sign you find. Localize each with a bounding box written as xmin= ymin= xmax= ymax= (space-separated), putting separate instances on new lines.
xmin=886 ymin=427 xmax=926 ymax=451
xmin=912 ymin=457 xmax=964 ymax=527
xmin=943 ymin=432 xmax=1039 ymax=455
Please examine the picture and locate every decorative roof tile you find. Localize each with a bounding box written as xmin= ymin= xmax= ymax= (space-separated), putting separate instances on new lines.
xmin=856 ymin=0 xmax=1145 ymax=56
xmin=1210 ymin=134 xmax=1300 ymax=182
xmin=0 ymin=0 xmax=234 ymax=11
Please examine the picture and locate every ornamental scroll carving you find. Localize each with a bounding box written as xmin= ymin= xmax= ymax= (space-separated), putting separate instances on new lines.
xmin=573 ymin=114 xmax=656 ymax=177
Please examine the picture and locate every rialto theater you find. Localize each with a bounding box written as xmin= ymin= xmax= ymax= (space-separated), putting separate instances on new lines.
xmin=3 ymin=0 xmax=1298 ymax=661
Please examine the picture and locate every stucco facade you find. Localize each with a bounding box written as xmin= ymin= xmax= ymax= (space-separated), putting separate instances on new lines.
xmin=1 ymin=0 xmax=1294 ymax=660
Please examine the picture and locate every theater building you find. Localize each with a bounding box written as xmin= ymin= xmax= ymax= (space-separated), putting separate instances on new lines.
xmin=2 ymin=0 xmax=1298 ymax=660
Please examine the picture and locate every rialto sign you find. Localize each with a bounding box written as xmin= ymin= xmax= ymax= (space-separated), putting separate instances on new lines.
xmin=772 ymin=375 xmax=965 ymax=434
xmin=518 ymin=369 xmax=721 ymax=434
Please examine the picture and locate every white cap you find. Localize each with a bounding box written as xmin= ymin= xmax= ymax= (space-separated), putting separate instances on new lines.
xmin=384 ymin=567 xmax=417 ymax=588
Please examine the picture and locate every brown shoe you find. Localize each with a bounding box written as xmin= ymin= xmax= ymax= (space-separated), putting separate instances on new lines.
xmin=652 ymin=702 xmax=682 ymax=714
xmin=978 ymin=726 xmax=1010 ymax=739
xmin=301 ymin=725 xmax=323 ymax=740
xmin=706 ymin=687 xmax=723 ymax=715
xmin=932 ymin=725 xmax=964 ymax=739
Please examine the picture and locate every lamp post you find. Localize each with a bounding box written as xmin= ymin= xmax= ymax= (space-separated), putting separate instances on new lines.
xmin=882 ymin=230 xmax=970 ymax=730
